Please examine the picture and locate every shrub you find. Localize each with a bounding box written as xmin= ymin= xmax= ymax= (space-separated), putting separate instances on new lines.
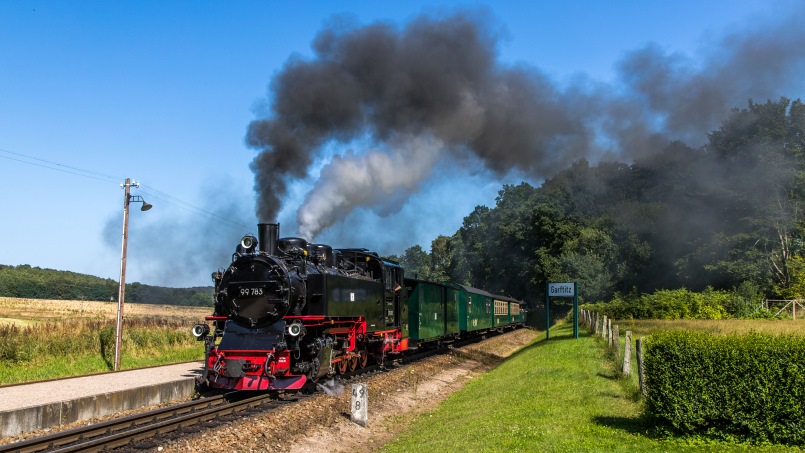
xmin=645 ymin=330 xmax=805 ymax=445
xmin=584 ymin=287 xmax=735 ymax=320
xmin=0 ymin=324 xmax=35 ymax=362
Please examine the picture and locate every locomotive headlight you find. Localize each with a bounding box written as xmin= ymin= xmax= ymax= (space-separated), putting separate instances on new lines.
xmin=192 ymin=323 xmax=210 ymax=339
xmin=241 ymin=235 xmax=256 ymax=250
xmin=286 ymin=321 xmax=304 ymax=337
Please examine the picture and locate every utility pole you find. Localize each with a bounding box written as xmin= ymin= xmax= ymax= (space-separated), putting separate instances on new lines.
xmin=114 ymin=178 xmax=132 ymax=371
xmin=114 ymin=178 xmax=151 ymax=371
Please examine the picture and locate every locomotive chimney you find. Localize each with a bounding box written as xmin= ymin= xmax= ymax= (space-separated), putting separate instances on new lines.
xmin=258 ymin=223 xmax=279 ymax=255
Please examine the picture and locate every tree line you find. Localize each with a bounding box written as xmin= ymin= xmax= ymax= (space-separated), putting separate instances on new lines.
xmin=0 ymin=264 xmax=213 ymax=306
xmin=388 ymin=97 xmax=805 ymax=308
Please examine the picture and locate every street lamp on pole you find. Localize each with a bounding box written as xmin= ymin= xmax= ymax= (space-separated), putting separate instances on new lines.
xmin=115 ymin=178 xmax=152 ymax=371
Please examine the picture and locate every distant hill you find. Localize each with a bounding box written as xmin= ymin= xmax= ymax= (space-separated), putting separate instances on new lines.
xmin=0 ymin=264 xmax=213 ymax=306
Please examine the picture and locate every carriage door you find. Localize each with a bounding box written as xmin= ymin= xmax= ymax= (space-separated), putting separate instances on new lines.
xmin=384 ymin=266 xmax=401 ymax=327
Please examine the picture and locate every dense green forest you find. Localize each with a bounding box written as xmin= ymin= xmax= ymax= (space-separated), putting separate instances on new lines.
xmin=0 ymin=264 xmax=213 ymax=306
xmin=389 ymin=98 xmax=805 ymax=306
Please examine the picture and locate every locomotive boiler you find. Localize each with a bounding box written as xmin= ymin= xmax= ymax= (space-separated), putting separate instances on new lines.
xmin=193 ymin=223 xmax=406 ymax=391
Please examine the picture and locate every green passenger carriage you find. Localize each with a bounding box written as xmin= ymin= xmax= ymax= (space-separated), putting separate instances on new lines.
xmin=404 ymin=278 xmax=459 ymax=346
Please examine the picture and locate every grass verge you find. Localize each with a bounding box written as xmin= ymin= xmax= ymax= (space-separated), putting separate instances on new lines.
xmin=0 ymin=318 xmax=203 ymax=385
xmin=381 ymin=324 xmax=799 ymax=452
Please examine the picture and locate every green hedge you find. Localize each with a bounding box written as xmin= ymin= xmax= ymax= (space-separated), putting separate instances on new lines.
xmin=645 ymin=330 xmax=805 ymax=445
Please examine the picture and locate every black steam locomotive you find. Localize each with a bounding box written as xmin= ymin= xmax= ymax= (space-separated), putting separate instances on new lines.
xmin=193 ymin=223 xmax=525 ymax=391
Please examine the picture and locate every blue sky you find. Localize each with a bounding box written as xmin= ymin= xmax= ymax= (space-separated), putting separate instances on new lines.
xmin=0 ymin=0 xmax=795 ymax=287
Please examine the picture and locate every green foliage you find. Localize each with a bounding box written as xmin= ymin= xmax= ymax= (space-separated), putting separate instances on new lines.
xmin=0 ymin=264 xmax=213 ymax=306
xmin=99 ymin=325 xmax=116 ymax=365
xmin=0 ymin=325 xmax=34 ymax=362
xmin=645 ymin=330 xmax=805 ymax=445
xmin=398 ymin=245 xmax=432 ymax=280
xmin=586 ymin=288 xmax=732 ymax=320
xmin=743 ymin=308 xmax=781 ymax=320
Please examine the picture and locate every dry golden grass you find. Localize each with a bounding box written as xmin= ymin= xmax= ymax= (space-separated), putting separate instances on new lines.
xmin=0 ymin=296 xmax=210 ymax=325
xmin=613 ymin=318 xmax=805 ymax=337
xmin=0 ymin=297 xmax=209 ymax=382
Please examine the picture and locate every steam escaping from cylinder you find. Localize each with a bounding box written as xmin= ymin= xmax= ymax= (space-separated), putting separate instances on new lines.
xmin=316 ymin=378 xmax=345 ymax=397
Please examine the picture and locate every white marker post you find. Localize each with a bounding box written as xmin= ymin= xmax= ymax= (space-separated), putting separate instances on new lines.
xmin=351 ymin=383 xmax=368 ymax=427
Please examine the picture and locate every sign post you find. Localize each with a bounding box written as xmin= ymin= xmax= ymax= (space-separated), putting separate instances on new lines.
xmin=546 ymin=282 xmax=579 ymax=339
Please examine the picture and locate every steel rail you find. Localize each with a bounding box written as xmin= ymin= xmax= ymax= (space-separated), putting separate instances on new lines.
xmin=0 ymin=393 xmax=286 ymax=453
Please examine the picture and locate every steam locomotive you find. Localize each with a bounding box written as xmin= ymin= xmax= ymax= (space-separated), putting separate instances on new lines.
xmin=193 ymin=223 xmax=526 ymax=391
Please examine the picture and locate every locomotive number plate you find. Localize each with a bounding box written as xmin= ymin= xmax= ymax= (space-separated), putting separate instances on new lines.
xmin=238 ymin=286 xmax=265 ymax=297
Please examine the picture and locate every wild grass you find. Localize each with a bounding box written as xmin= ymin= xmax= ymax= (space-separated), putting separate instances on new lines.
xmin=381 ymin=324 xmax=799 ymax=452
xmin=0 ymin=297 xmax=208 ymax=385
xmin=613 ymin=318 xmax=805 ymax=338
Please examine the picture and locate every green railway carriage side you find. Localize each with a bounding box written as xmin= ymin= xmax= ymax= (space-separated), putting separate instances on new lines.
xmin=404 ymin=278 xmax=460 ymax=344
xmin=445 ymin=283 xmax=527 ymax=333
xmin=493 ymin=294 xmax=524 ymax=327
xmin=403 ymin=279 xmax=527 ymax=349
xmin=510 ymin=301 xmax=526 ymax=324
xmin=448 ymin=283 xmax=492 ymax=333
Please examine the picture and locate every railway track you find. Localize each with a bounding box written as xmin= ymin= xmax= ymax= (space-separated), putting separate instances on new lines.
xmin=0 ymin=392 xmax=299 ymax=453
xmin=1 ymin=328 xmax=516 ymax=452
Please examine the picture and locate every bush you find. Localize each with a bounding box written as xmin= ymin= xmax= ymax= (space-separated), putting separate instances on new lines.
xmin=645 ymin=330 xmax=805 ymax=445
xmin=0 ymin=325 xmax=35 ymax=362
xmin=584 ymin=288 xmax=730 ymax=320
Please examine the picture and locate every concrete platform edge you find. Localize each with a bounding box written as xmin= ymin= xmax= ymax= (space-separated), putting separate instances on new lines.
xmin=0 ymin=378 xmax=196 ymax=437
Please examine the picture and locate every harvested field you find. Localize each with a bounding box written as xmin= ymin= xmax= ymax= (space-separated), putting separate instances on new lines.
xmin=0 ymin=297 xmax=210 ymax=324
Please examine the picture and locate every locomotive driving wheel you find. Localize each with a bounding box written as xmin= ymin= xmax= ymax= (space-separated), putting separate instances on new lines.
xmin=337 ymin=357 xmax=348 ymax=375
xmin=358 ymin=350 xmax=368 ymax=368
xmin=348 ymin=355 xmax=358 ymax=371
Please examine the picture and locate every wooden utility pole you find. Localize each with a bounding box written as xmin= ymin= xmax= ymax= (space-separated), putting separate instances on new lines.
xmin=114 ymin=179 xmax=151 ymax=371
xmin=114 ymin=178 xmax=132 ymax=371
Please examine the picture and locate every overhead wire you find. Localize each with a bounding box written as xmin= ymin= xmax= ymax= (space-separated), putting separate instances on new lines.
xmin=138 ymin=184 xmax=250 ymax=231
xmin=0 ymin=147 xmax=250 ymax=231
xmin=0 ymin=148 xmax=121 ymax=183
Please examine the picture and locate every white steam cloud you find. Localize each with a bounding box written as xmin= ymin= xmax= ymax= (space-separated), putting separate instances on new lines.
xmin=297 ymin=135 xmax=444 ymax=240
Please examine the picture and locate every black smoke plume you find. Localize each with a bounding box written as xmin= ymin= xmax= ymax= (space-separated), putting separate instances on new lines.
xmin=247 ymin=5 xmax=805 ymax=240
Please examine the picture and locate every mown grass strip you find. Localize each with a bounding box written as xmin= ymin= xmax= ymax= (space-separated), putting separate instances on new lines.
xmin=381 ymin=324 xmax=798 ymax=452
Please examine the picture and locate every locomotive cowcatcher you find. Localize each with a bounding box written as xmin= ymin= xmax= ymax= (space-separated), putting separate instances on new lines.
xmin=193 ymin=223 xmax=407 ymax=391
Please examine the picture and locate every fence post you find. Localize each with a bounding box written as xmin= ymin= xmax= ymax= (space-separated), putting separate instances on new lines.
xmin=613 ymin=324 xmax=619 ymax=354
xmin=601 ymin=316 xmax=608 ymax=338
xmin=636 ymin=337 xmax=646 ymax=397
xmin=622 ymin=331 xmax=632 ymax=376
xmin=593 ymin=313 xmax=599 ymax=333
